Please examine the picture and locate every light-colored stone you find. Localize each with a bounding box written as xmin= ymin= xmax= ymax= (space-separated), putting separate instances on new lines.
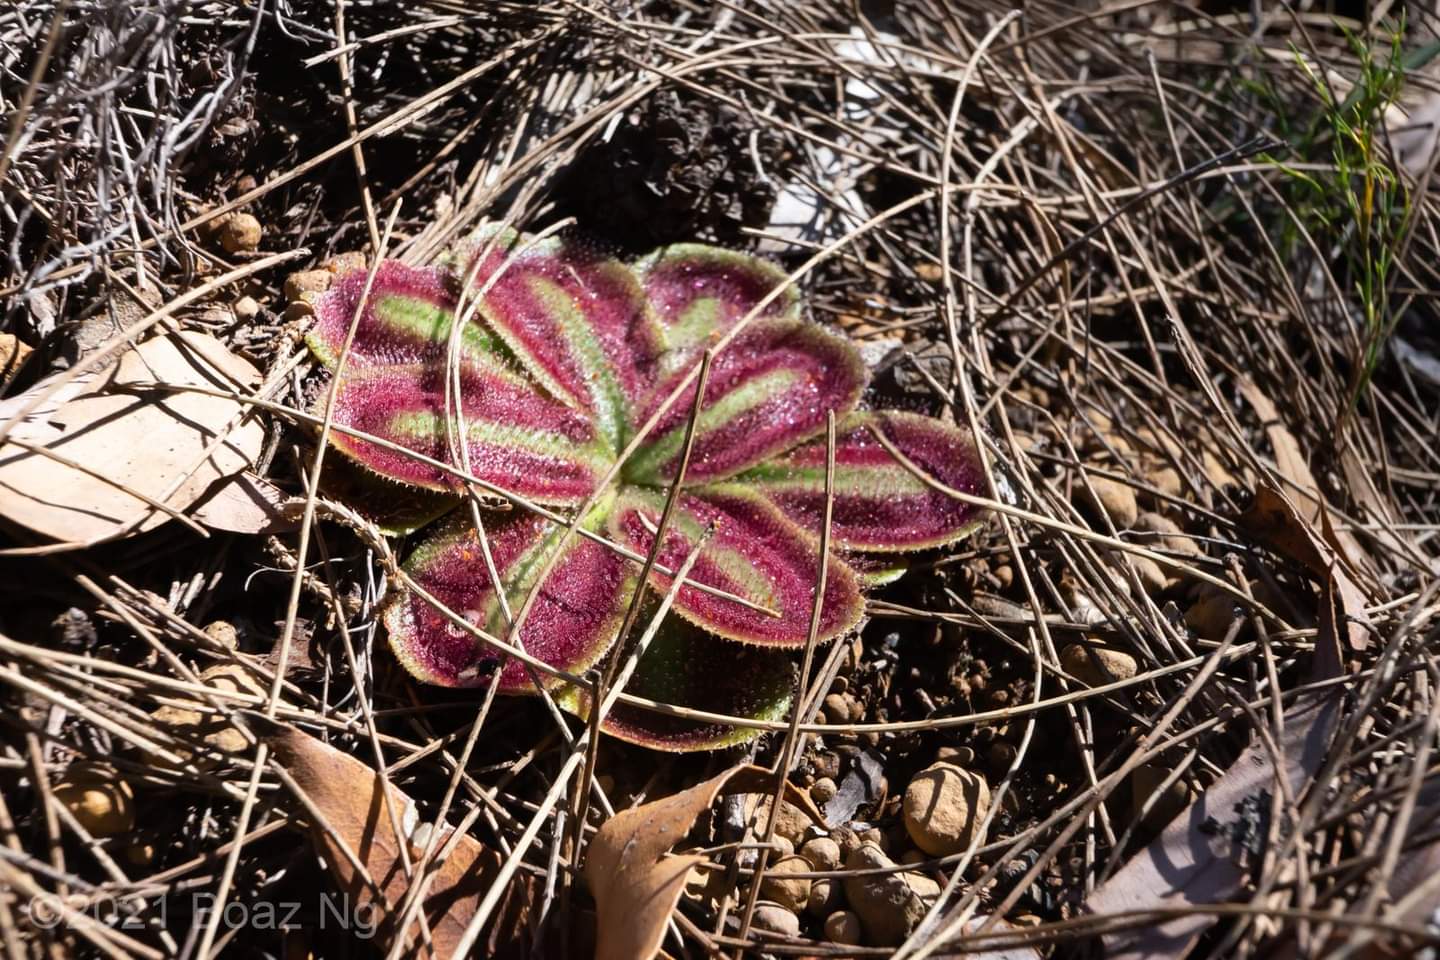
xmin=1060 ymin=642 xmax=1138 ymax=686
xmin=747 ymin=796 xmax=814 ymax=845
xmin=751 ymin=901 xmax=800 ymax=937
xmin=806 ymin=878 xmax=843 ymax=916
xmin=810 ymin=777 xmax=837 ymax=804
xmin=842 ymin=842 xmax=927 ymax=946
xmin=54 ymin=763 xmax=134 ymax=838
xmin=203 ymin=621 xmax=239 ymax=649
xmin=1076 ymin=476 xmax=1138 ymax=528
xmin=903 ymin=869 xmax=942 ymax=900
xmin=801 ymin=836 xmax=842 ymax=871
xmin=902 ymin=763 xmax=991 ymax=857
xmin=1125 ymin=555 xmax=1167 ymax=595
xmin=284 ymin=270 xmax=333 ymax=301
xmin=822 ymin=693 xmax=850 ymax=724
xmin=761 ymin=856 xmax=812 ymax=912
xmin=233 ymin=296 xmax=260 ymax=320
xmin=216 ymin=213 xmax=262 ymax=253
xmin=151 ymin=662 xmax=266 ymax=755
xmin=825 ymin=909 xmax=864 ymax=945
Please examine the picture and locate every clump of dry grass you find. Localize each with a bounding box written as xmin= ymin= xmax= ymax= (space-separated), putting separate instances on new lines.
xmin=2 ymin=1 xmax=1439 ymax=957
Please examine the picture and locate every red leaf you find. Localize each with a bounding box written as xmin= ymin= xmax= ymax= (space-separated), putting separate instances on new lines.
xmin=307 ymin=261 xmax=505 ymax=372
xmin=742 ymin=410 xmax=987 ymax=552
xmin=610 ymin=484 xmax=863 ymax=647
xmin=633 ymin=243 xmax=800 ymax=372
xmin=458 ymin=227 xmax=663 ymax=447
xmin=325 ymin=363 xmax=610 ymax=505
xmin=384 ymin=501 xmax=635 ymax=691
xmin=627 ymin=321 xmax=866 ymax=486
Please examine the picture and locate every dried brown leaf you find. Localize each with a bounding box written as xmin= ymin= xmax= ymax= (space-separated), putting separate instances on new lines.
xmin=0 ymin=331 xmax=263 ymax=545
xmin=585 ymin=764 xmax=820 ymax=960
xmin=190 ymin=471 xmax=296 ymax=535
xmin=1241 ymin=482 xmax=1373 ymax=670
xmin=1237 ymin=377 xmax=1373 ymax=578
xmin=252 ymin=715 xmax=538 ymax=959
xmin=1088 ymin=692 xmax=1341 ymax=958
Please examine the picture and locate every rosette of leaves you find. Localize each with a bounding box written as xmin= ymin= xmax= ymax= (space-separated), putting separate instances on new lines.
xmin=306 ymin=228 xmax=985 ymax=750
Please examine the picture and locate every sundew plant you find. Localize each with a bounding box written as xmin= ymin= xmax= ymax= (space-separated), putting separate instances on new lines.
xmin=306 ymin=227 xmax=986 ymax=750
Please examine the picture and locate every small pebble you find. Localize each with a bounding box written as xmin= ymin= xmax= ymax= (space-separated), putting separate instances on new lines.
xmin=806 ymin=878 xmax=843 ymax=916
xmin=1126 ymin=555 xmax=1168 ymax=595
xmin=751 ymin=902 xmax=800 ymax=937
xmin=810 ymin=777 xmax=837 ymax=804
xmin=825 ymin=909 xmax=864 ymax=945
xmin=203 ymin=620 xmax=239 ymax=649
xmin=801 ymin=836 xmax=841 ymax=871
xmin=216 ymin=212 xmax=262 ymax=253
xmin=902 ymin=762 xmax=992 ymax=857
xmin=759 ymin=856 xmax=811 ymax=912
xmin=842 ymin=842 xmax=927 ymax=946
xmin=748 ymin=797 xmax=812 ymax=845
xmin=822 ymin=693 xmax=849 ymax=724
xmin=284 ymin=270 xmax=332 ymax=300
xmin=903 ymin=869 xmax=942 ymax=900
xmin=232 ymin=296 xmax=260 ymax=320
xmin=1076 ymin=476 xmax=1139 ymax=528
xmin=1060 ymin=642 xmax=1138 ymax=686
xmin=54 ymin=763 xmax=134 ymax=838
xmin=284 ymin=291 xmax=322 ymax=321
